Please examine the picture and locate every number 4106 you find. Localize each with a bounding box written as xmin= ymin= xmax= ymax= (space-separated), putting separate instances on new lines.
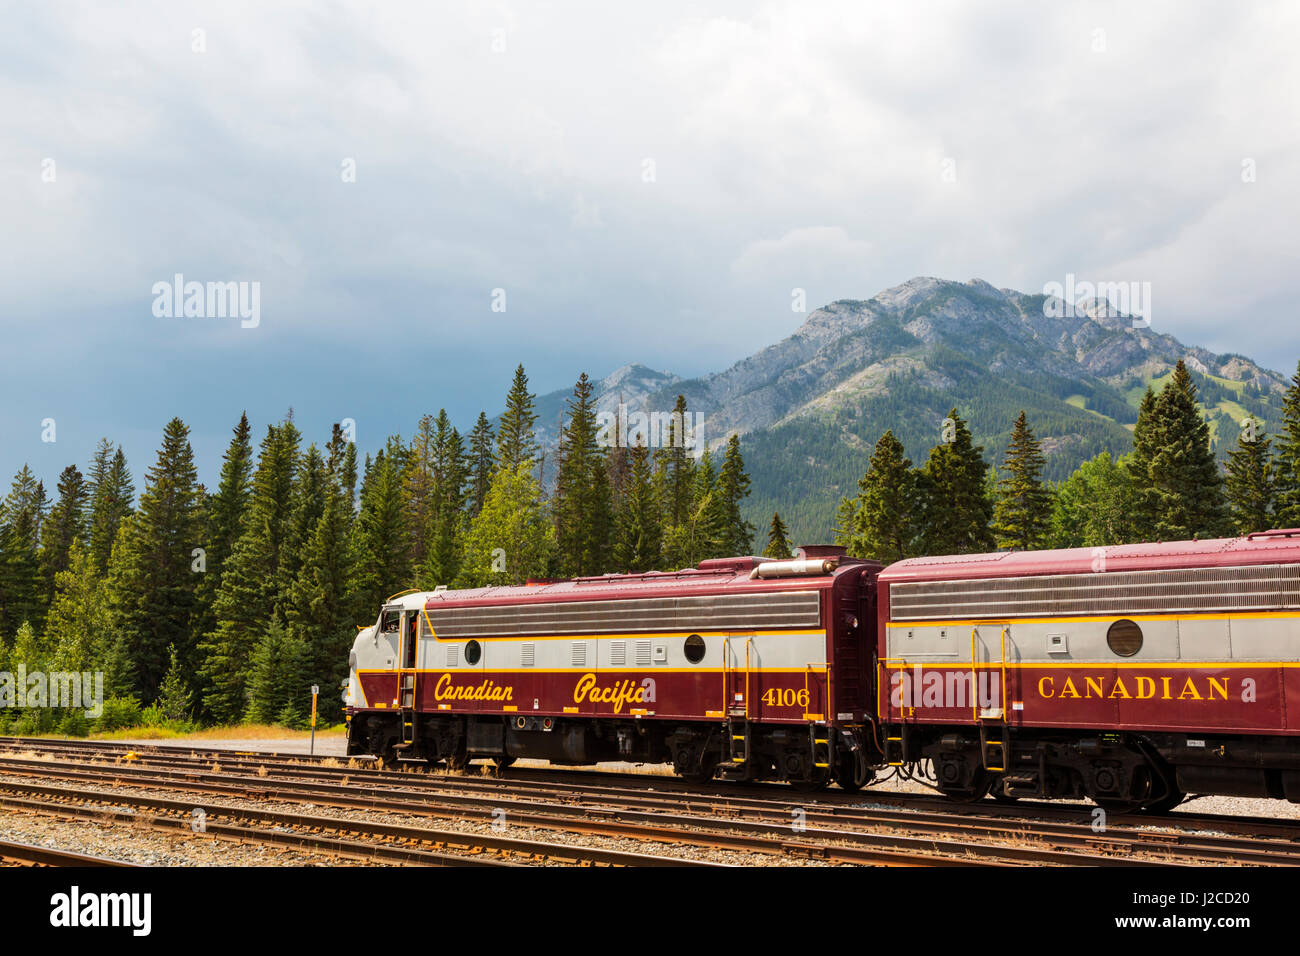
xmin=761 ymin=688 xmax=810 ymax=708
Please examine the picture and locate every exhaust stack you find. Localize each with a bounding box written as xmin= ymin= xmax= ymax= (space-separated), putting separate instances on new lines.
xmin=749 ymin=557 xmax=839 ymax=579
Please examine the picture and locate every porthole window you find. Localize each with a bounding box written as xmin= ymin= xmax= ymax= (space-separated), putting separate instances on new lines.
xmin=1107 ymin=619 xmax=1143 ymax=658
xmin=684 ymin=634 xmax=706 ymax=664
xmin=465 ymin=640 xmax=482 ymax=665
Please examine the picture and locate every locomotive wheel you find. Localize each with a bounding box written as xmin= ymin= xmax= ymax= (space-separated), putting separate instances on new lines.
xmin=446 ymin=747 xmax=470 ymax=771
xmin=834 ymin=754 xmax=874 ymax=792
xmin=789 ymin=764 xmax=831 ymax=793
xmin=1093 ymin=797 xmax=1143 ymax=814
xmin=940 ymin=768 xmax=991 ymax=803
xmin=681 ymin=749 xmax=720 ymax=785
xmin=492 ymin=755 xmax=517 ymax=769
xmin=1140 ymin=786 xmax=1185 ymax=814
xmin=988 ymin=775 xmax=1019 ymax=802
xmin=834 ymin=768 xmax=869 ymax=792
xmin=1093 ymin=764 xmax=1156 ymax=814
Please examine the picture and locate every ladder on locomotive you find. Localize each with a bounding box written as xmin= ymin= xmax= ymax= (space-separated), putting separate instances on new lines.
xmin=397 ymin=611 xmax=421 ymax=749
xmin=972 ymin=624 xmax=1010 ymax=773
xmin=722 ymin=636 xmax=753 ymax=767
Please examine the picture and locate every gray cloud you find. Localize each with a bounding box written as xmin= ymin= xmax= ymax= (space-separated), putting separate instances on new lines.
xmin=2 ymin=0 xmax=1297 ymax=488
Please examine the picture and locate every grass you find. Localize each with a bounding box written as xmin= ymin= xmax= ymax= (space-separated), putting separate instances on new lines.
xmin=90 ymin=722 xmax=347 ymax=742
xmin=1065 ymin=394 xmax=1115 ymax=421
xmin=94 ymin=726 xmax=188 ymax=740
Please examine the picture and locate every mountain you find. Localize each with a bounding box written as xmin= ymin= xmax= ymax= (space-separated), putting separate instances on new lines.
xmin=532 ymin=278 xmax=1290 ymax=545
xmin=532 ymin=363 xmax=682 ymax=474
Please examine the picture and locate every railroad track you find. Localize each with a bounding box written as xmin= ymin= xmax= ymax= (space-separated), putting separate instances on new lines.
xmin=6 ymin=734 xmax=1298 ymax=846
xmin=0 ymin=737 xmax=1291 ymax=865
xmin=0 ymin=766 xmax=989 ymax=866
xmin=0 ymin=838 xmax=136 ymax=867
xmin=4 ymin=735 xmax=1299 ymax=845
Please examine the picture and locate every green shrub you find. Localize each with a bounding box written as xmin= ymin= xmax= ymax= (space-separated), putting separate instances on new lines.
xmin=95 ymin=696 xmax=142 ymax=732
xmin=58 ymin=709 xmax=90 ymax=737
xmin=13 ymin=711 xmax=41 ymax=736
xmin=276 ymin=698 xmax=308 ymax=731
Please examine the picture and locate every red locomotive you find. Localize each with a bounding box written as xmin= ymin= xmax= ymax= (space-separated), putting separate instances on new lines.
xmin=345 ymin=546 xmax=880 ymax=791
xmin=345 ymin=531 xmax=1300 ymax=810
xmin=878 ymin=529 xmax=1300 ymax=810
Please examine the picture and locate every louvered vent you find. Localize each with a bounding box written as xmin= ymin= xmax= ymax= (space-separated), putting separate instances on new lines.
xmin=446 ymin=645 xmax=458 ymax=667
xmin=889 ymin=563 xmax=1300 ymax=621
xmin=427 ymin=590 xmax=820 ymax=638
xmin=571 ymin=642 xmax=586 ymax=667
xmin=610 ymin=642 xmax=626 ymax=666
xmin=521 ymin=643 xmax=535 ymax=666
xmin=635 ymin=640 xmax=652 ymax=666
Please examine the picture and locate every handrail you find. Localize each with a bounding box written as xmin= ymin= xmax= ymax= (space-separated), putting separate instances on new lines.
xmin=804 ymin=661 xmax=831 ymax=721
xmin=721 ymin=637 xmax=729 ymax=717
xmin=970 ymin=624 xmax=1010 ymax=721
xmin=744 ymin=638 xmax=751 ymax=721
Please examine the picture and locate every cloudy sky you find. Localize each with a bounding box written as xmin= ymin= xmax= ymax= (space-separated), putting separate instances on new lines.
xmin=3 ymin=1 xmax=1297 ymax=491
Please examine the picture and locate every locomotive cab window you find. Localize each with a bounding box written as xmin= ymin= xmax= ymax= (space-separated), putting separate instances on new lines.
xmin=380 ymin=610 xmax=401 ymax=633
xmin=1107 ymin=619 xmax=1143 ymax=657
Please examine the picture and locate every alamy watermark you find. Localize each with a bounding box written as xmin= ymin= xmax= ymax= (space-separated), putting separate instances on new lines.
xmin=596 ymin=404 xmax=706 ymax=456
xmin=152 ymin=274 xmax=261 ymax=328
xmin=1042 ymin=273 xmax=1151 ymax=328
xmin=0 ymin=667 xmax=104 ymax=718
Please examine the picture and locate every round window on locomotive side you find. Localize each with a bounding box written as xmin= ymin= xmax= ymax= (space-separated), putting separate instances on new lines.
xmin=465 ymin=639 xmax=482 ymax=665
xmin=684 ymin=634 xmax=706 ymax=664
xmin=1106 ymin=619 xmax=1143 ymax=658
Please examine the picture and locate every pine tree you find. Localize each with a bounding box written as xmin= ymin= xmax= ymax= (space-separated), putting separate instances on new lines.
xmin=44 ymin=540 xmax=130 ymax=694
xmin=1275 ymin=361 xmax=1300 ymax=526
xmin=663 ymin=446 xmax=722 ymax=567
xmin=605 ymin=396 xmax=632 ymax=513
xmin=992 ymin=411 xmax=1052 ymax=551
xmin=833 ymin=494 xmax=858 ymax=552
xmin=285 ymin=460 xmax=358 ymax=720
xmin=156 ymin=644 xmax=194 ymax=722
xmin=715 ymin=435 xmax=755 ymax=556
xmin=1224 ymin=417 xmax=1274 ymax=535
xmin=329 ymin=424 xmax=359 ymax=510
xmin=417 ymin=412 xmax=469 ymax=588
xmin=763 ymin=513 xmax=793 ymax=559
xmin=837 ymin=430 xmax=917 ymax=562
xmin=497 ymin=365 xmax=539 ymax=473
xmin=0 ymin=466 xmax=49 ymax=636
xmin=40 ymin=465 xmax=90 ymax=602
xmin=245 ymin=621 xmax=309 ymax=725
xmin=197 ymin=418 xmax=301 ymax=722
xmin=280 ymin=444 xmax=328 ymax=601
xmin=6 ymin=621 xmax=54 ymax=732
xmin=553 ymin=373 xmax=614 ymax=576
xmin=191 ymin=413 xmax=253 ymax=676
xmin=351 ymin=439 xmax=413 ymax=612
xmin=1148 ymin=361 xmax=1229 ymax=539
xmin=1127 ymin=387 xmax=1160 ymax=541
xmin=405 ymin=414 xmax=439 ymax=573
xmin=918 ymin=410 xmax=994 ymax=555
xmin=87 ymin=442 xmax=134 ymax=573
xmin=106 ymin=418 xmax=203 ymax=702
xmin=466 ymin=412 xmax=496 ymax=518
xmin=653 ymin=395 xmax=696 ymax=538
xmin=613 ymin=439 xmax=661 ymax=572
xmin=455 ymin=463 xmax=555 ymax=586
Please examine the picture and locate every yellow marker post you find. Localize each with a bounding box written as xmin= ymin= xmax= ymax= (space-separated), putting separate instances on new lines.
xmin=310 ymin=684 xmax=319 ymax=756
